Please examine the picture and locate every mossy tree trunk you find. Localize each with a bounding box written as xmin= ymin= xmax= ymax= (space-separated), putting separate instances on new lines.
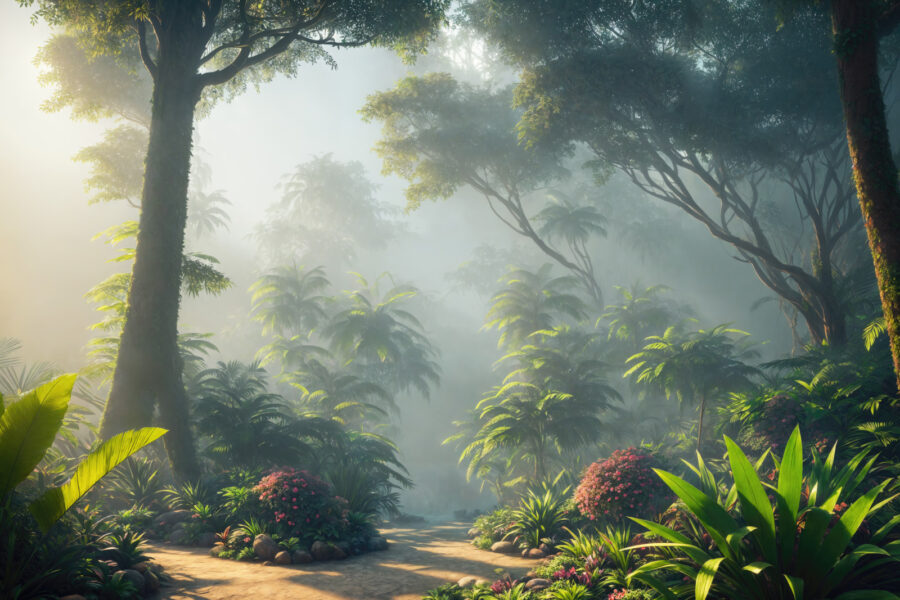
xmin=831 ymin=0 xmax=900 ymax=392
xmin=99 ymin=9 xmax=206 ymax=481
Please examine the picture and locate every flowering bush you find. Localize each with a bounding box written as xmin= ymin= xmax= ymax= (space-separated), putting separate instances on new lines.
xmin=574 ymin=448 xmax=671 ymax=522
xmin=253 ymin=467 xmax=349 ymax=542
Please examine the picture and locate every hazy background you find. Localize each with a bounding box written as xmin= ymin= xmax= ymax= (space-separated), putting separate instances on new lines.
xmin=0 ymin=2 xmax=793 ymax=514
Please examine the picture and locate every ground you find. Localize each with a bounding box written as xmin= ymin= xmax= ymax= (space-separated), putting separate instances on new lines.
xmin=149 ymin=521 xmax=538 ymax=600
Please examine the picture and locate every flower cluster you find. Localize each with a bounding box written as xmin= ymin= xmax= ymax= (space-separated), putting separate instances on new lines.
xmin=606 ymin=590 xmax=629 ymax=600
xmin=574 ymin=448 xmax=671 ymax=522
xmin=253 ymin=467 xmax=349 ymax=541
xmin=551 ymin=566 xmax=592 ymax=586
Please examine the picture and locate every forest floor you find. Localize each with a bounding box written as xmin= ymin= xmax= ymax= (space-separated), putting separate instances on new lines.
xmin=148 ymin=521 xmax=538 ymax=600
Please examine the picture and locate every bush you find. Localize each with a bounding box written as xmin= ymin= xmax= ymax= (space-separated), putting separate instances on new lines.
xmin=472 ymin=507 xmax=516 ymax=546
xmin=509 ymin=488 xmax=569 ymax=548
xmin=254 ymin=467 xmax=349 ymax=542
xmin=574 ymin=448 xmax=671 ymax=523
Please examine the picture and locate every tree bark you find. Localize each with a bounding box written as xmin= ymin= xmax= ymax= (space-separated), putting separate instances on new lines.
xmin=99 ymin=13 xmax=204 ymax=481
xmin=832 ymin=0 xmax=900 ymax=391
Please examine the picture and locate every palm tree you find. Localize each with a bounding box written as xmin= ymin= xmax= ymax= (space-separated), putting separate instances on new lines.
xmin=187 ymin=188 xmax=231 ymax=239
xmin=324 ymin=274 xmax=440 ymax=398
xmin=625 ymin=324 xmax=760 ymax=448
xmin=601 ymin=284 xmax=687 ymax=359
xmin=250 ymin=264 xmax=330 ymax=337
xmin=193 ymin=361 xmax=303 ymax=469
xmin=286 ymin=356 xmax=394 ymax=426
xmin=484 ymin=264 xmax=587 ymax=351
xmin=535 ymin=190 xmax=606 ymax=305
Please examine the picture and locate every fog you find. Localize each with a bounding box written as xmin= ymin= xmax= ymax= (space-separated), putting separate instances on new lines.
xmin=1 ymin=2 xmax=812 ymax=516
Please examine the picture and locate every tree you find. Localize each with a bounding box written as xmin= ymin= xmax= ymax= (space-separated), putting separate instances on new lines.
xmin=361 ymin=74 xmax=606 ymax=305
xmin=827 ymin=0 xmax=900 ymax=391
xmin=462 ymin=0 xmax=876 ymax=348
xmin=484 ymin=264 xmax=586 ymax=350
xmin=21 ymin=0 xmax=448 ymax=480
xmin=625 ymin=324 xmax=760 ymax=448
xmin=453 ymin=325 xmax=618 ymax=484
xmin=256 ymin=155 xmax=399 ymax=270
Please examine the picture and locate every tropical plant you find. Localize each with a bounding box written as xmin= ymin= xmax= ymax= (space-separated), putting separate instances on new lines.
xmin=423 ymin=583 xmax=465 ymax=600
xmin=163 ymin=480 xmax=214 ymax=510
xmin=250 ymin=264 xmax=330 ymax=338
xmin=99 ymin=530 xmax=149 ymax=570
xmin=253 ymin=468 xmax=348 ymax=543
xmin=625 ymin=324 xmax=760 ymax=448
xmin=287 ymin=356 xmax=394 ymax=425
xmin=105 ymin=456 xmax=167 ymax=510
xmin=193 ymin=361 xmax=305 ymax=469
xmin=627 ymin=427 xmax=900 ymax=599
xmin=508 ymin=487 xmax=570 ymax=549
xmin=484 ymin=264 xmax=586 ymax=351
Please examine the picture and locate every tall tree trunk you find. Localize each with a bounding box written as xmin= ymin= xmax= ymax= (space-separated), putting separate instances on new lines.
xmin=832 ymin=0 xmax=900 ymax=392
xmin=99 ymin=17 xmax=203 ymax=481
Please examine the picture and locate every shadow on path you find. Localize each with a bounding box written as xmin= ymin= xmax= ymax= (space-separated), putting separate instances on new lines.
xmin=150 ymin=521 xmax=539 ymax=600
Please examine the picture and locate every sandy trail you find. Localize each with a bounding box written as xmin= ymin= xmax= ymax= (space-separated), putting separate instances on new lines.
xmin=149 ymin=521 xmax=538 ymax=600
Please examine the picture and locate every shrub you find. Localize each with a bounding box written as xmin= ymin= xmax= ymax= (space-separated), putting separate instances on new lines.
xmin=472 ymin=507 xmax=516 ymax=545
xmin=574 ymin=448 xmax=671 ymax=523
xmin=508 ymin=487 xmax=569 ymax=548
xmin=253 ymin=467 xmax=349 ymax=542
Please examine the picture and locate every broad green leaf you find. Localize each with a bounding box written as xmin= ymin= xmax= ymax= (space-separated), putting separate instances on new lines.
xmin=797 ymin=507 xmax=832 ymax=579
xmin=743 ymin=561 xmax=772 ymax=574
xmin=872 ymin=514 xmax=900 ymax=544
xmin=725 ymin=436 xmax=776 ymax=562
xmin=826 ymin=545 xmax=891 ymax=593
xmin=784 ymin=574 xmax=804 ymax=599
xmin=655 ymin=469 xmax=739 ymax=538
xmin=29 ymin=427 xmax=166 ymax=532
xmin=0 ymin=374 xmax=75 ymax=496
xmin=778 ymin=426 xmax=803 ymax=521
xmin=819 ymin=479 xmax=890 ymax=573
xmin=631 ymin=517 xmax=712 ymax=564
xmin=696 ymin=557 xmax=725 ymax=600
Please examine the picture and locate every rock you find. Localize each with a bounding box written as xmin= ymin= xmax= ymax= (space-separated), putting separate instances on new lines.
xmin=153 ymin=509 xmax=192 ymax=528
xmin=196 ymin=531 xmax=217 ymax=547
xmin=457 ymin=576 xmax=478 ymax=588
xmin=367 ymin=536 xmax=389 ymax=552
xmin=113 ymin=569 xmax=146 ymax=594
xmin=525 ymin=578 xmax=551 ymax=591
xmin=467 ymin=527 xmax=481 ymax=538
xmin=310 ymin=540 xmax=334 ymax=561
xmin=144 ymin=569 xmax=161 ymax=592
xmin=526 ymin=548 xmax=546 ymax=559
xmin=491 ymin=541 xmax=517 ymax=554
xmin=262 ymin=560 xmax=274 ymax=566
xmin=274 ymin=550 xmax=292 ymax=565
xmin=132 ymin=561 xmax=149 ymax=573
xmin=336 ymin=541 xmax=351 ymax=557
xmin=292 ymin=550 xmax=313 ymax=564
xmin=253 ymin=534 xmax=279 ymax=561
xmin=209 ymin=545 xmax=225 ymax=557
xmin=166 ymin=524 xmax=189 ymax=545
xmin=538 ymin=542 xmax=552 ymax=554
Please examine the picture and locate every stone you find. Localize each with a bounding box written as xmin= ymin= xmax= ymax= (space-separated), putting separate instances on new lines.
xmin=209 ymin=545 xmax=225 ymax=557
xmin=467 ymin=527 xmax=481 ymax=538
xmin=262 ymin=561 xmax=274 ymax=566
xmin=144 ymin=569 xmax=161 ymax=592
xmin=491 ymin=540 xmax=517 ymax=554
xmin=538 ymin=542 xmax=552 ymax=554
xmin=292 ymin=550 xmax=313 ymax=564
xmin=166 ymin=523 xmax=189 ymax=545
xmin=153 ymin=510 xmax=192 ymax=528
xmin=253 ymin=534 xmax=279 ymax=561
xmin=113 ymin=569 xmax=146 ymax=594
xmin=526 ymin=548 xmax=546 ymax=559
xmin=310 ymin=540 xmax=334 ymax=561
xmin=132 ymin=561 xmax=149 ymax=573
xmin=367 ymin=536 xmax=389 ymax=551
xmin=196 ymin=531 xmax=217 ymax=547
xmin=274 ymin=550 xmax=292 ymax=565
xmin=457 ymin=576 xmax=478 ymax=588
xmin=524 ymin=578 xmax=551 ymax=591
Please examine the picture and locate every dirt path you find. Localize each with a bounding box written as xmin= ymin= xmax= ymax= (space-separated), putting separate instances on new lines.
xmin=149 ymin=522 xmax=539 ymax=600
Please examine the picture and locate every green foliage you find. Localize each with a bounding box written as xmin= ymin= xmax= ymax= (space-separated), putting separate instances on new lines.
xmin=545 ymin=581 xmax=591 ymax=600
xmin=105 ymin=456 xmax=167 ymax=510
xmin=628 ymin=427 xmax=900 ymax=599
xmin=423 ymin=583 xmax=465 ymax=600
xmin=534 ymin=554 xmax=583 ymax=580
xmin=111 ymin=505 xmax=155 ymax=533
xmin=509 ymin=487 xmax=570 ymax=548
xmin=99 ymin=530 xmax=149 ymax=570
xmin=473 ymin=507 xmax=518 ymax=544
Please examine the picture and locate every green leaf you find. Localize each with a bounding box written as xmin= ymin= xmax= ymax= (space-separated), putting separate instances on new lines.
xmin=778 ymin=426 xmax=803 ymax=521
xmin=29 ymin=427 xmax=166 ymax=532
xmin=784 ymin=574 xmax=804 ymax=599
xmin=696 ymin=557 xmax=725 ymax=600
xmin=819 ymin=479 xmax=891 ymax=573
xmin=0 ymin=374 xmax=75 ymax=496
xmin=725 ymin=435 xmax=776 ymax=562
xmin=743 ymin=561 xmax=772 ymax=574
